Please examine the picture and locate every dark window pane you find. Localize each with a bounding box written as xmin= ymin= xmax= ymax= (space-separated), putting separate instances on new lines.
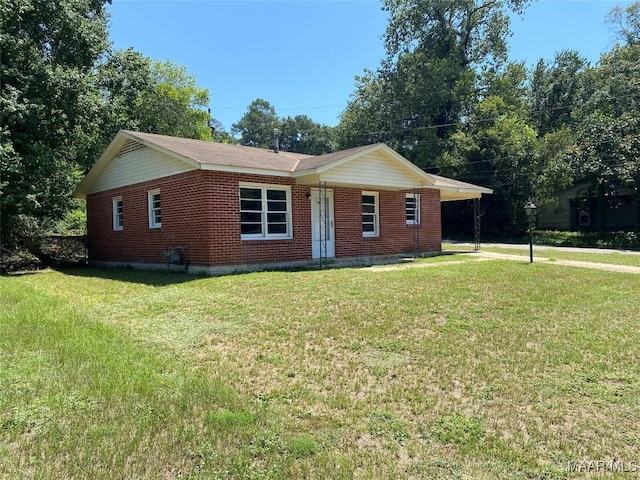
xmin=241 ymin=223 xmax=262 ymax=235
xmin=268 ymin=223 xmax=287 ymax=234
xmin=267 ymin=213 xmax=286 ymax=223
xmin=363 ymin=204 xmax=375 ymax=214
xmin=267 ymin=189 xmax=286 ymax=201
xmin=267 ymin=200 xmax=287 ymax=212
xmin=241 ymin=199 xmax=262 ymax=211
xmin=362 ymin=214 xmax=374 ymax=223
xmin=362 ymin=195 xmax=375 ymax=204
xmin=241 ymin=212 xmax=262 ymax=223
xmin=363 ymin=223 xmax=375 ymax=232
xmin=240 ymin=187 xmax=262 ymax=199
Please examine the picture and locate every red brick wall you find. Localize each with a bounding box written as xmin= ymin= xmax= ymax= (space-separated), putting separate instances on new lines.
xmin=87 ymin=171 xmax=313 ymax=267
xmin=87 ymin=171 xmax=442 ymax=268
xmin=333 ymin=187 xmax=441 ymax=258
xmin=87 ymin=171 xmax=214 ymax=266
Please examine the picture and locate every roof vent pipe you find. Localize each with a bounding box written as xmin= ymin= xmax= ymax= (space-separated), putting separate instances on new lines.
xmin=273 ymin=128 xmax=280 ymax=153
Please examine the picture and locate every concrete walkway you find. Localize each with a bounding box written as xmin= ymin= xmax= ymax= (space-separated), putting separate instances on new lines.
xmin=365 ymin=244 xmax=640 ymax=275
xmin=448 ymin=242 xmax=640 ymax=256
xmin=473 ymin=251 xmax=640 ymax=274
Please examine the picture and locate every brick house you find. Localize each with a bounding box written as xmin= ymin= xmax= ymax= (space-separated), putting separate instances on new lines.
xmin=73 ymin=130 xmax=492 ymax=274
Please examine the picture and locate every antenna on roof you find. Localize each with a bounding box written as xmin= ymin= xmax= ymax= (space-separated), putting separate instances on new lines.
xmin=207 ymin=108 xmax=216 ymax=137
xmin=273 ymin=128 xmax=280 ymax=153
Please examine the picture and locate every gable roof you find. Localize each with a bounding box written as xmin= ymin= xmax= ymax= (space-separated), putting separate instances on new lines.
xmin=73 ymin=130 xmax=492 ymax=200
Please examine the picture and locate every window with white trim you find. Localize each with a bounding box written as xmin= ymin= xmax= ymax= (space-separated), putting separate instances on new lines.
xmin=405 ymin=193 xmax=420 ymax=225
xmin=362 ymin=191 xmax=379 ymax=237
xmin=240 ymin=185 xmax=291 ymax=239
xmin=113 ymin=196 xmax=123 ymax=231
xmin=148 ymin=189 xmax=162 ymax=228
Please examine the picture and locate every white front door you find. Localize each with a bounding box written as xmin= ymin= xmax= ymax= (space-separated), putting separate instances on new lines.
xmin=311 ymin=188 xmax=335 ymax=259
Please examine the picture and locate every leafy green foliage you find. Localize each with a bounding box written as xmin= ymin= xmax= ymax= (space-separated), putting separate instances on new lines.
xmin=232 ymin=100 xmax=336 ymax=154
xmin=566 ymin=42 xmax=640 ymax=229
xmin=96 ymin=49 xmax=212 ymax=152
xmin=338 ymin=0 xmax=531 ymax=168
xmin=1 ymin=4 xmax=214 ymax=247
xmin=0 ymin=0 xmax=110 ymax=244
xmin=279 ymin=115 xmax=336 ymax=155
xmin=231 ymin=98 xmax=279 ymax=148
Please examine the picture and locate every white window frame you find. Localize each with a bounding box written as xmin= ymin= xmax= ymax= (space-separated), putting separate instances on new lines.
xmin=240 ymin=183 xmax=292 ymax=240
xmin=405 ymin=193 xmax=420 ymax=225
xmin=362 ymin=191 xmax=379 ymax=237
xmin=112 ymin=196 xmax=123 ymax=231
xmin=148 ymin=189 xmax=162 ymax=229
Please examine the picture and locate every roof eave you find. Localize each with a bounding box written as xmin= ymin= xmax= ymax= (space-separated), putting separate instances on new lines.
xmin=200 ymin=164 xmax=292 ymax=177
xmin=430 ymin=185 xmax=493 ymax=194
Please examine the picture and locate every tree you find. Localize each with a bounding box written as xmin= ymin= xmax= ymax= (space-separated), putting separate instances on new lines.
xmin=338 ymin=0 xmax=532 ymax=169
xmin=136 ymin=60 xmax=210 ymax=140
xmin=528 ymin=50 xmax=588 ymax=136
xmin=231 ymin=99 xmax=279 ymax=148
xmin=96 ymin=50 xmax=211 ymax=152
xmin=279 ymin=115 xmax=336 ymax=155
xmin=606 ymin=1 xmax=640 ymax=46
xmin=567 ymin=42 xmax=640 ymax=229
xmin=1 ymin=1 xmax=214 ymax=251
xmin=438 ymin=95 xmax=538 ymax=234
xmin=1 ymin=0 xmax=110 ymax=245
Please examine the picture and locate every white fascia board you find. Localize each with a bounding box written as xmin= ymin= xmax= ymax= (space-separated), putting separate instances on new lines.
xmin=200 ymin=163 xmax=292 ymax=177
xmin=428 ymin=184 xmax=493 ymax=194
xmin=441 ymin=192 xmax=482 ymax=201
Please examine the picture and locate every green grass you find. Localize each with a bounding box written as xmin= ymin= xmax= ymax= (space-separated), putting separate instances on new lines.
xmin=2 ymin=257 xmax=640 ymax=478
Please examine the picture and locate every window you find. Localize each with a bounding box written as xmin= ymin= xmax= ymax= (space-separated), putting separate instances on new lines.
xmin=362 ymin=191 xmax=379 ymax=237
xmin=240 ymin=185 xmax=291 ymax=239
xmin=148 ymin=189 xmax=162 ymax=228
xmin=579 ymin=209 xmax=590 ymax=227
xmin=405 ymin=193 xmax=420 ymax=225
xmin=113 ymin=196 xmax=123 ymax=231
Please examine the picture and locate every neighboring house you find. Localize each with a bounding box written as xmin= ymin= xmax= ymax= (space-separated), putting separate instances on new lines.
xmin=73 ymin=130 xmax=492 ymax=274
xmin=537 ymin=180 xmax=638 ymax=231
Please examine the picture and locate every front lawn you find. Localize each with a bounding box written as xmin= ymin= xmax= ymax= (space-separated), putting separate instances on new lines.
xmin=2 ymin=257 xmax=639 ymax=478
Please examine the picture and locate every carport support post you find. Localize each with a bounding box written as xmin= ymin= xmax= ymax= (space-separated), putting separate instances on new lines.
xmin=473 ymin=198 xmax=481 ymax=251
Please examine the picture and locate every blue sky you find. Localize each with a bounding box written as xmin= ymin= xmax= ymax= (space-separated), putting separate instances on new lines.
xmin=107 ymin=0 xmax=632 ymax=131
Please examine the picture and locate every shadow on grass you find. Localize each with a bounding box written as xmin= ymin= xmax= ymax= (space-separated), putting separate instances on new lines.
xmin=59 ymin=265 xmax=200 ymax=287
xmin=44 ymin=251 xmax=464 ymax=286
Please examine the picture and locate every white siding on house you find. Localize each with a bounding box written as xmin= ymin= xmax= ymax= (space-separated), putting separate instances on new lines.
xmin=87 ymin=145 xmax=197 ymax=194
xmin=317 ymin=151 xmax=427 ymax=189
